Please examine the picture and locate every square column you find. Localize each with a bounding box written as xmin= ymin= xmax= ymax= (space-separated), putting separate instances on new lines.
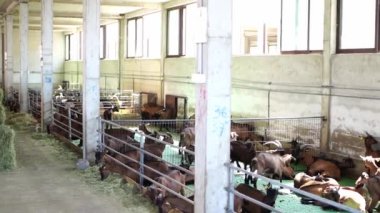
xmin=41 ymin=0 xmax=54 ymax=130
xmin=194 ymin=0 xmax=232 ymax=212
xmin=4 ymin=15 xmax=13 ymax=98
xmin=82 ymin=0 xmax=101 ymax=163
xmin=19 ymin=1 xmax=29 ymax=112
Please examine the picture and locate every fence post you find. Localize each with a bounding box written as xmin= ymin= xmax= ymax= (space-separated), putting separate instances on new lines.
xmin=139 ymin=132 xmax=145 ymax=186
xmin=68 ymin=107 xmax=72 ymax=140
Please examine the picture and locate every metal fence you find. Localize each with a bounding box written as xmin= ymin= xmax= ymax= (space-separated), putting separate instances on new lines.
xmin=28 ymin=88 xmax=41 ymax=121
xmin=98 ymin=118 xmax=195 ymax=209
xmin=100 ymin=89 xmax=141 ymax=111
xmin=226 ymin=164 xmax=361 ymax=213
xmin=98 ymin=116 xmax=364 ymax=213
xmin=50 ymin=101 xmax=83 ymax=147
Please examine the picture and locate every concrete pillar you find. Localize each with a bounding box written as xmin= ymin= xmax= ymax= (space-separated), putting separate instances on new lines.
xmin=320 ymin=0 xmax=337 ymax=151
xmin=194 ymin=0 xmax=232 ymax=212
xmin=118 ymin=19 xmax=125 ymax=90
xmin=4 ymin=15 xmax=13 ymax=98
xmin=160 ymin=10 xmax=167 ymax=105
xmin=19 ymin=1 xmax=29 ymax=112
xmin=82 ymin=0 xmax=100 ymax=163
xmin=41 ymin=0 xmax=54 ymax=131
xmin=1 ymin=26 xmax=4 ymax=88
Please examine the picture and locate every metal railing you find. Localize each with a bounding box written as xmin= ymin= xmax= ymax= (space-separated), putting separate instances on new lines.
xmin=225 ymin=164 xmax=361 ymax=213
xmin=50 ymin=102 xmax=83 ymax=146
xmin=98 ymin=118 xmax=195 ymax=208
xmin=28 ymin=88 xmax=41 ymax=121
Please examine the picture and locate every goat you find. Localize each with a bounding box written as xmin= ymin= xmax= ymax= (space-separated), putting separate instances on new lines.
xmin=235 ymin=183 xmax=279 ymax=213
xmin=298 ymin=145 xmax=354 ymax=181
xmin=360 ymin=155 xmax=380 ymax=176
xmin=355 ymin=172 xmax=380 ymax=212
xmin=159 ymin=195 xmax=194 ymax=213
xmin=144 ymin=170 xmax=186 ymax=205
xmin=295 ymin=173 xmax=341 ymax=209
xmin=322 ymin=185 xmax=366 ymax=213
xmin=363 ymin=132 xmax=380 ymax=159
xmin=250 ymin=152 xmax=296 ymax=188
xmin=100 ymin=156 xmax=170 ymax=186
xmin=230 ymin=141 xmax=256 ymax=183
xmin=231 ymin=121 xmax=256 ymax=142
xmin=103 ymin=105 xmax=119 ymax=129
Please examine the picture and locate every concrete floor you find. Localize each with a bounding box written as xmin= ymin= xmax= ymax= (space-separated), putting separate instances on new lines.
xmin=0 ymin=130 xmax=153 ymax=213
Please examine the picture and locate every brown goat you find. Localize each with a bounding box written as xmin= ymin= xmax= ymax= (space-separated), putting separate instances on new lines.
xmin=322 ymin=185 xmax=366 ymax=213
xmin=235 ymin=184 xmax=279 ymax=213
xmin=363 ymin=132 xmax=380 ymax=158
xmin=355 ymin=172 xmax=380 ymax=212
xmin=144 ymin=170 xmax=186 ymax=204
xmin=159 ymin=195 xmax=194 ymax=213
xmin=360 ymin=155 xmax=380 ymax=176
xmin=298 ymin=146 xmax=353 ymax=181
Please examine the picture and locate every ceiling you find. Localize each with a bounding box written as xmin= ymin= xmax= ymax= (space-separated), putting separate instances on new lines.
xmin=0 ymin=0 xmax=170 ymax=31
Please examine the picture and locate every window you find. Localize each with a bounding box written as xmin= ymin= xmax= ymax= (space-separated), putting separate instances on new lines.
xmin=105 ymin=22 xmax=119 ymax=59
xmin=167 ymin=4 xmax=196 ymax=57
xmin=64 ymin=33 xmax=80 ymax=60
xmin=232 ymin=0 xmax=281 ymax=55
xmin=127 ymin=17 xmax=143 ymax=57
xmin=281 ymin=0 xmax=324 ymax=52
xmin=100 ymin=25 xmax=105 ymax=59
xmin=337 ymin=0 xmax=380 ymax=52
xmin=127 ymin=12 xmax=162 ymax=58
xmin=143 ymin=12 xmax=161 ymax=58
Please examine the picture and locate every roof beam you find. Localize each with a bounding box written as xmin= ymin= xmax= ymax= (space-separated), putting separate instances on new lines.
xmin=28 ymin=11 xmax=122 ymax=19
xmin=29 ymin=0 xmax=162 ymax=9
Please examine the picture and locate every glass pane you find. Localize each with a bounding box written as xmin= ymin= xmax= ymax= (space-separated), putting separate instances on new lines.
xmin=136 ymin=18 xmax=143 ymax=57
xmin=65 ymin=35 xmax=69 ymax=60
xmin=168 ymin=9 xmax=180 ymax=55
xmin=232 ymin=0 xmax=280 ymax=55
xmin=127 ymin=19 xmax=136 ymax=57
xmin=309 ymin=0 xmax=324 ymax=50
xmin=70 ymin=33 xmax=79 ymax=60
xmin=100 ymin=26 xmax=104 ymax=58
xmin=106 ymin=22 xmax=119 ymax=59
xmin=340 ymin=0 xmax=376 ymax=49
xmin=282 ymin=0 xmax=308 ymax=51
xmin=143 ymin=12 xmax=161 ymax=58
xmin=185 ymin=3 xmax=197 ymax=57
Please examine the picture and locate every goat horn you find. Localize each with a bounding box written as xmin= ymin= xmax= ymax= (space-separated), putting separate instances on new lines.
xmin=263 ymin=141 xmax=281 ymax=148
xmin=359 ymin=155 xmax=367 ymax=160
xmin=301 ymin=144 xmax=315 ymax=150
xmin=274 ymin=140 xmax=282 ymax=148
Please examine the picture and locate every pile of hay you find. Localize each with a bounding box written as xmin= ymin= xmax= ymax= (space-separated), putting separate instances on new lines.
xmin=0 ymin=125 xmax=16 ymax=170
xmin=6 ymin=112 xmax=38 ymax=130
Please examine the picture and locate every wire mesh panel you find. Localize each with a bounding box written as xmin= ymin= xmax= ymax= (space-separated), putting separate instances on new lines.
xmin=231 ymin=117 xmax=323 ymax=147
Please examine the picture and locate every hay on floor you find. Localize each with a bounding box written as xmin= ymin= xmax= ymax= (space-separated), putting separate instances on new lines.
xmin=0 ymin=124 xmax=16 ymax=170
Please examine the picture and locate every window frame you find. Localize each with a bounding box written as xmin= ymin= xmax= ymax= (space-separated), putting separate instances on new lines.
xmin=126 ymin=17 xmax=143 ymax=58
xmin=166 ymin=6 xmax=185 ymax=57
xmin=65 ymin=34 xmax=71 ymax=61
xmin=100 ymin=25 xmax=106 ymax=59
xmin=336 ymin=0 xmax=380 ymax=53
xmin=280 ymin=0 xmax=323 ymax=54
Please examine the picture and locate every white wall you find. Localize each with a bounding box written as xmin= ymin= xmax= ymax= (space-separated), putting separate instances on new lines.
xmin=11 ymin=29 xmax=65 ymax=87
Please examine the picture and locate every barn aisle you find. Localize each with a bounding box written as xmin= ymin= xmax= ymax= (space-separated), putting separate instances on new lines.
xmin=0 ymin=129 xmax=155 ymax=213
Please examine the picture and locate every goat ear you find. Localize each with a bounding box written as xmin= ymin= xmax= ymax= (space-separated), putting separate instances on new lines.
xmin=373 ymin=157 xmax=380 ymax=162
xmin=359 ymin=155 xmax=365 ymax=160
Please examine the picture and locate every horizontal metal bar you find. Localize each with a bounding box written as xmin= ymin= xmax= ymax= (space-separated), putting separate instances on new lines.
xmin=226 ymin=164 xmax=361 ymax=213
